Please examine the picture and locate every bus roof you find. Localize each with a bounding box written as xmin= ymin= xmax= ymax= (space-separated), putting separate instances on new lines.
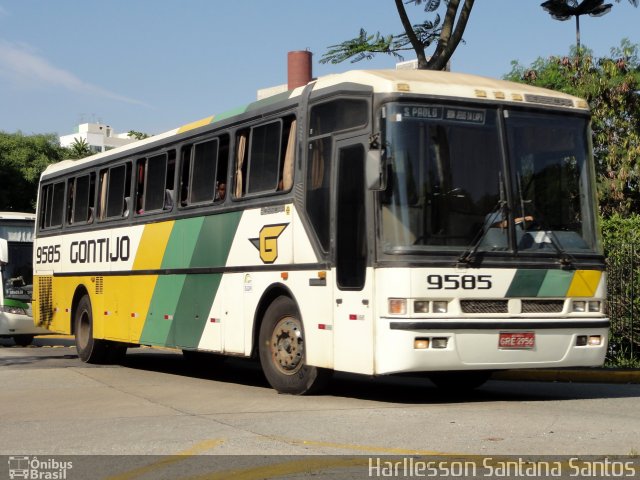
xmin=42 ymin=69 xmax=589 ymax=178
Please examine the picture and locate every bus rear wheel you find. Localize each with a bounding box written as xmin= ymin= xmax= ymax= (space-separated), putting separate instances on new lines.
xmin=74 ymin=294 xmax=108 ymax=364
xmin=259 ymin=296 xmax=330 ymax=395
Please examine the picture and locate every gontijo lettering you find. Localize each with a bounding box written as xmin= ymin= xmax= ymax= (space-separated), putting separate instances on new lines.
xmin=70 ymin=236 xmax=130 ymax=263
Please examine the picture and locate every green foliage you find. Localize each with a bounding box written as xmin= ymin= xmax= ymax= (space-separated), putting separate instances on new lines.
xmin=320 ymin=0 xmax=473 ymax=70
xmin=322 ymin=29 xmax=406 ymax=64
xmin=505 ymin=39 xmax=640 ymax=216
xmin=601 ymin=212 xmax=640 ymax=250
xmin=127 ymin=130 xmax=150 ymax=140
xmin=66 ymin=137 xmax=92 ymax=160
xmin=0 ymin=131 xmax=65 ymax=211
xmin=601 ymin=214 xmax=640 ymax=366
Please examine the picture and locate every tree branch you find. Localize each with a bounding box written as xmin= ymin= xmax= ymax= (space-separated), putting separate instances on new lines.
xmin=427 ymin=0 xmax=474 ymax=70
xmin=394 ymin=0 xmax=428 ymax=68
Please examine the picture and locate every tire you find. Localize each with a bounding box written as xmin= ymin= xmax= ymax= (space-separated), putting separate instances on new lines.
xmin=74 ymin=294 xmax=108 ymax=363
xmin=429 ymin=370 xmax=492 ymax=392
xmin=259 ymin=296 xmax=331 ymax=395
xmin=12 ymin=335 xmax=34 ymax=346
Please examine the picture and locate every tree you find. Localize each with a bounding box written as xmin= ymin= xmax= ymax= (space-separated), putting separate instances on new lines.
xmin=321 ymin=0 xmax=474 ymax=70
xmin=66 ymin=137 xmax=93 ymax=160
xmin=0 ymin=132 xmax=65 ymax=211
xmin=127 ymin=130 xmax=150 ymax=140
xmin=505 ymin=39 xmax=640 ymax=216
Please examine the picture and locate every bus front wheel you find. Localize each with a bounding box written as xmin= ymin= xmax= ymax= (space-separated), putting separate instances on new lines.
xmin=74 ymin=295 xmax=107 ymax=364
xmin=259 ymin=296 xmax=330 ymax=395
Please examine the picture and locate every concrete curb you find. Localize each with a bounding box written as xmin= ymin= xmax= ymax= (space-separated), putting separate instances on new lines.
xmin=492 ymin=369 xmax=640 ymax=384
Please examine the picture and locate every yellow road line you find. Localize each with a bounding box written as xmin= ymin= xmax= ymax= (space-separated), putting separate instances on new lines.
xmin=181 ymin=439 xmax=456 ymax=480
xmin=266 ymin=436 xmax=447 ymax=455
xmin=104 ymin=439 xmax=224 ymax=480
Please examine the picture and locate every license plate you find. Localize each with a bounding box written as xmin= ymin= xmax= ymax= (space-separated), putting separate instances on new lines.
xmin=499 ymin=331 xmax=535 ymax=349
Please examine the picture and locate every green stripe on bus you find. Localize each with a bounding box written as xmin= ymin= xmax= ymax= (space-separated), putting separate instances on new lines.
xmin=506 ymin=269 xmax=548 ymax=297
xmin=190 ymin=211 xmax=242 ymax=267
xmin=140 ymin=274 xmax=186 ymax=346
xmin=170 ymin=274 xmax=222 ymax=349
xmin=161 ymin=217 xmax=205 ymax=268
xmin=537 ymin=270 xmax=574 ymax=297
xmin=142 ymin=212 xmax=242 ymax=347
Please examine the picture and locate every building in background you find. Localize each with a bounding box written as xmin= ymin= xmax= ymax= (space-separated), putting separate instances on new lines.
xmin=59 ymin=123 xmax=137 ymax=153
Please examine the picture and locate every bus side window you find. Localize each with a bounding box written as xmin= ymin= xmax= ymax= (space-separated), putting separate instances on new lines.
xmin=144 ymin=153 xmax=168 ymax=212
xmin=69 ymin=173 xmax=95 ymax=225
xmin=39 ymin=181 xmax=65 ymax=230
xmin=99 ymin=163 xmax=131 ymax=220
xmin=234 ymin=115 xmax=295 ymax=198
xmin=246 ymin=120 xmax=282 ymax=194
xmin=191 ymin=139 xmax=218 ymax=204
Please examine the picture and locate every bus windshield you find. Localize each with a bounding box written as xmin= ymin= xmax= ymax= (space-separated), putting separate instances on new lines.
xmin=0 ymin=222 xmax=34 ymax=302
xmin=2 ymin=243 xmax=33 ymax=301
xmin=379 ymin=103 xmax=599 ymax=257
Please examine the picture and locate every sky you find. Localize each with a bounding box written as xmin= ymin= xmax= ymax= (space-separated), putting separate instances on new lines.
xmin=0 ymin=1 xmax=638 ymax=138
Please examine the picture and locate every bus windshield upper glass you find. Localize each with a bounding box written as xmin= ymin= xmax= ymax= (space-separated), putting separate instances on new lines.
xmin=379 ymin=102 xmax=599 ymax=257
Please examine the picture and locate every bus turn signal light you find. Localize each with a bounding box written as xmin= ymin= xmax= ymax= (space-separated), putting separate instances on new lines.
xmin=389 ymin=298 xmax=407 ymax=315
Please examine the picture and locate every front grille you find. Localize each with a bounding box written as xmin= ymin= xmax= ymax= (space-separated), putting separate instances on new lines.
xmin=460 ymin=300 xmax=508 ymax=314
xmin=522 ymin=300 xmax=565 ymax=313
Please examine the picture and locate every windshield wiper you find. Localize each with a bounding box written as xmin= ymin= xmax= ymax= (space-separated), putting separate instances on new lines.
xmin=516 ymin=173 xmax=574 ymax=268
xmin=458 ymin=173 xmax=508 ymax=266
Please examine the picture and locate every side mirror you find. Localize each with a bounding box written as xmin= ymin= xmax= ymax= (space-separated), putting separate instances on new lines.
xmin=366 ymin=149 xmax=386 ymax=191
xmin=0 ymin=238 xmax=7 ymax=265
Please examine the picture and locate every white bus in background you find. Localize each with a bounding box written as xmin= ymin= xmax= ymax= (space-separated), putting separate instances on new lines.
xmin=0 ymin=212 xmax=49 ymax=345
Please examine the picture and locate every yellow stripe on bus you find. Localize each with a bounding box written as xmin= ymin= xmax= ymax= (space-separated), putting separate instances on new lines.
xmin=133 ymin=221 xmax=175 ymax=270
xmin=566 ymin=270 xmax=602 ymax=297
xmin=177 ymin=116 xmax=214 ymax=134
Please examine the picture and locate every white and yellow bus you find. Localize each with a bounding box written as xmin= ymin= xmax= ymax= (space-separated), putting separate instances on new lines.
xmin=33 ymin=70 xmax=608 ymax=394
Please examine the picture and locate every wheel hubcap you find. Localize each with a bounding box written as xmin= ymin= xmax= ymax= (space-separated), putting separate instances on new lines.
xmin=270 ymin=316 xmax=304 ymax=375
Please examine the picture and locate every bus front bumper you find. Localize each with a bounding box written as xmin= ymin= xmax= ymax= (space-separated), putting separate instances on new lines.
xmin=375 ymin=317 xmax=609 ymax=375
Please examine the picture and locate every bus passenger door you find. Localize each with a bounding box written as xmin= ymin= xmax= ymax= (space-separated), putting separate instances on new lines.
xmin=332 ymin=138 xmax=375 ymax=374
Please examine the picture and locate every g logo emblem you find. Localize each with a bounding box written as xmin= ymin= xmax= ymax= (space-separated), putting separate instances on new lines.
xmin=250 ymin=224 xmax=288 ymax=264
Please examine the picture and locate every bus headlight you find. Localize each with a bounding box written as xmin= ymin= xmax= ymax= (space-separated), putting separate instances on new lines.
xmin=432 ymin=301 xmax=448 ymax=314
xmin=588 ymin=301 xmax=601 ymax=312
xmin=414 ymin=301 xmax=429 ymax=313
xmin=572 ymin=301 xmax=586 ymax=313
xmin=388 ymin=298 xmax=407 ymax=315
xmin=0 ymin=305 xmax=27 ymax=315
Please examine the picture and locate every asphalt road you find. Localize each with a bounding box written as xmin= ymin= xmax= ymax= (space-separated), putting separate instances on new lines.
xmin=1 ymin=336 xmax=640 ymax=479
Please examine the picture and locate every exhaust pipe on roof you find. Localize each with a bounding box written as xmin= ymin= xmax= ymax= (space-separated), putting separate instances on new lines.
xmin=287 ymin=50 xmax=313 ymax=90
